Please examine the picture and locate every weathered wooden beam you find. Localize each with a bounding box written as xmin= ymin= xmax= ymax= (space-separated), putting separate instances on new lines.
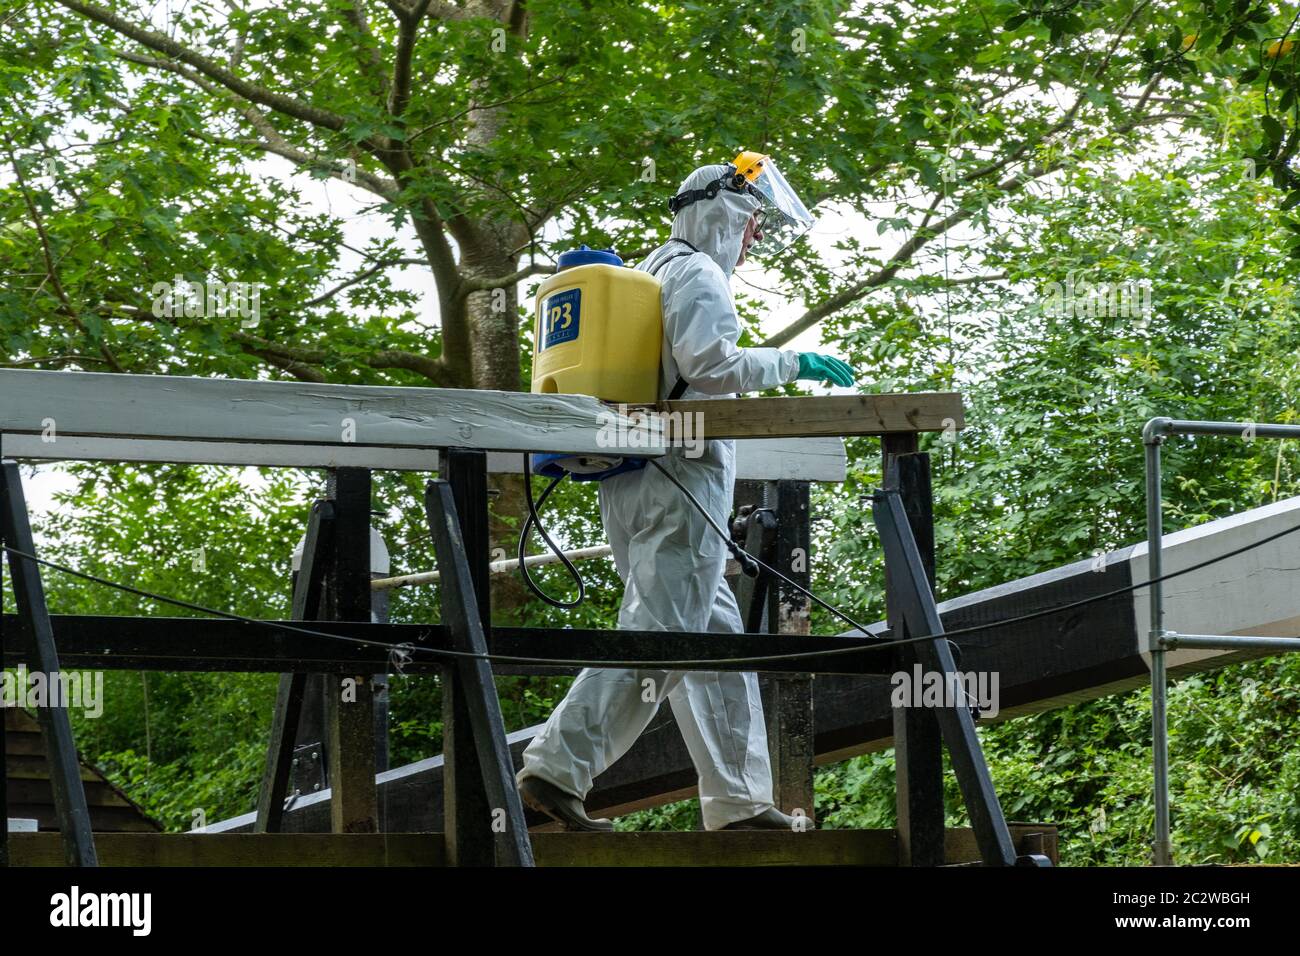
xmin=4 ymin=825 xmax=1056 ymax=866
xmin=874 ymin=481 xmax=1017 ymax=866
xmin=1 ymin=618 xmax=892 ymax=675
xmin=426 ymin=469 xmax=534 ymax=866
xmin=882 ymin=442 xmax=944 ymax=867
xmin=654 ymin=393 xmax=964 ymax=439
xmin=438 ymin=452 xmax=496 ymax=867
xmin=527 ymin=825 xmax=1057 ymax=867
xmin=0 ymin=370 xmax=953 ymax=453
xmin=0 ymin=369 xmax=663 ymax=456
xmin=0 ymin=434 xmax=846 ymax=481
xmin=8 ymin=832 xmax=444 ymax=867
xmin=765 ymin=480 xmax=816 ymax=822
xmin=0 ymin=453 xmax=6 ymax=868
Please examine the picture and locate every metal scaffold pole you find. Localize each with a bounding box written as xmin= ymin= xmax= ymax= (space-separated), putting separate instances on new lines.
xmin=1143 ymin=423 xmax=1171 ymax=867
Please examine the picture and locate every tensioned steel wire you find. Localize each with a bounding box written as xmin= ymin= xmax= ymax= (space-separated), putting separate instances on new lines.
xmin=5 ymin=505 xmax=1300 ymax=670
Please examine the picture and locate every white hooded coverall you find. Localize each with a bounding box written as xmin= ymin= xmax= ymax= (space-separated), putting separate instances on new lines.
xmin=517 ymin=165 xmax=802 ymax=829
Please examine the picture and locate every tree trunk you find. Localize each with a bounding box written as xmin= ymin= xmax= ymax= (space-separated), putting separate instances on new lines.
xmin=447 ymin=2 xmax=548 ymax=623
xmin=452 ymin=232 xmax=535 ymax=622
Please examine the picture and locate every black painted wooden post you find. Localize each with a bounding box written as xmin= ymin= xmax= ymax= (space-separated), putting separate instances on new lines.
xmin=439 ymin=450 xmax=495 ymax=866
xmin=0 ymin=461 xmax=97 ymax=865
xmin=371 ymin=578 xmax=391 ymax=774
xmin=733 ymin=479 xmax=817 ymax=823
xmin=287 ymin=538 xmax=390 ymax=799
xmin=256 ymin=500 xmax=334 ymax=832
xmin=881 ymin=436 xmax=945 ymax=866
xmin=430 ymin=448 xmax=532 ymax=866
xmin=325 ymin=468 xmax=379 ymax=833
xmin=766 ymin=480 xmax=816 ymax=824
xmin=873 ymin=481 xmax=1019 ymax=866
xmin=731 ymin=480 xmax=771 ymax=633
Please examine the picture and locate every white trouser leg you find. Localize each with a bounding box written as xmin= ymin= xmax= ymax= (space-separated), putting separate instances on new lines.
xmin=517 ymin=444 xmax=775 ymax=827
xmin=667 ymin=576 xmax=774 ymax=829
xmin=517 ymin=667 xmax=682 ymax=798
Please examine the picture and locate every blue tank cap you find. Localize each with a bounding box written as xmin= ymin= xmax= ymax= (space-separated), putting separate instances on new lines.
xmin=556 ymin=244 xmax=623 ymax=269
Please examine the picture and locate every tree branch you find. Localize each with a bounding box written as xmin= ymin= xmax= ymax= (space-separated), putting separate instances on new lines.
xmin=459 ymin=261 xmax=553 ymax=291
xmin=243 ymin=347 xmax=328 ymax=382
xmin=3 ymin=136 xmax=125 ymax=373
xmin=111 ymin=48 xmax=402 ymax=201
xmin=303 ymin=257 xmax=428 ymax=307
xmin=56 ymin=0 xmax=358 ymax=137
xmin=761 ymin=77 xmax=1167 ymax=348
xmin=760 ymin=0 xmax=1166 ymax=351
xmin=390 ymin=0 xmax=434 ymax=116
xmin=0 ymin=355 xmax=113 ymax=370
xmin=230 ymin=331 xmax=453 ymax=385
xmin=342 ymin=0 xmax=392 ymax=104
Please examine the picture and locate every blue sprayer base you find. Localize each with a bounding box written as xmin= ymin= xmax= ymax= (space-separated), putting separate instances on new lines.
xmin=530 ymin=453 xmax=649 ymax=482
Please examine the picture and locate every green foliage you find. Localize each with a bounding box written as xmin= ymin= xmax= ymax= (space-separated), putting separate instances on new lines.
xmin=3 ymin=1 xmax=1300 ymax=861
xmin=618 ymin=799 xmax=702 ymax=833
xmin=806 ymin=133 xmax=1300 ymax=864
xmin=20 ymin=461 xmax=309 ymax=827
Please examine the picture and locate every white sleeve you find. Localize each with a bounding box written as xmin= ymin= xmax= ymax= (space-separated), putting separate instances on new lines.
xmin=661 ymin=256 xmax=800 ymax=395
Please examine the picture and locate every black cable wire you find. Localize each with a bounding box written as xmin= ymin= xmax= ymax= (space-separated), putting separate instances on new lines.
xmin=3 ymin=544 xmax=889 ymax=668
xmin=648 ymin=459 xmax=879 ymax=638
xmin=654 ymin=466 xmax=1300 ymax=647
xmin=8 ymin=492 xmax=1300 ymax=668
xmin=517 ymin=454 xmax=585 ymax=609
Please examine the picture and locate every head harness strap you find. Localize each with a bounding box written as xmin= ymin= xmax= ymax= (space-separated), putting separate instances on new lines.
xmin=666 ymin=166 xmax=752 ymax=215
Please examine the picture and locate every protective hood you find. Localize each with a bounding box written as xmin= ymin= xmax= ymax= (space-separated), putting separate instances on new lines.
xmin=664 ymin=163 xmax=760 ymax=279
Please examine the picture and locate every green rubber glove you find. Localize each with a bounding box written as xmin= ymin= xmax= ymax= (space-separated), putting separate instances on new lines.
xmin=796 ymin=352 xmax=856 ymax=387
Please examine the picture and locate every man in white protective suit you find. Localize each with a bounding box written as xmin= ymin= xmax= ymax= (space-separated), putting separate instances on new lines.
xmin=516 ymin=153 xmax=856 ymax=831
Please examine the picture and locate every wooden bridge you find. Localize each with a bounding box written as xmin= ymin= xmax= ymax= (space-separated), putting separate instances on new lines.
xmin=0 ymin=368 xmax=1055 ymax=866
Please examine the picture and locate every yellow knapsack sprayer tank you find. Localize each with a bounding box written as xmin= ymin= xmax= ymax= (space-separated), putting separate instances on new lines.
xmin=530 ymin=245 xmax=662 ymax=404
xmin=529 ymin=245 xmax=663 ymax=482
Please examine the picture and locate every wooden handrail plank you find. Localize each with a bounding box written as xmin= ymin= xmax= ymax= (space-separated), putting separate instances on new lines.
xmin=0 ymin=369 xmax=664 ymax=457
xmin=0 ymin=434 xmax=848 ymax=481
xmin=653 ymin=393 xmax=965 ymax=439
xmin=0 ymin=370 xmax=960 ymax=454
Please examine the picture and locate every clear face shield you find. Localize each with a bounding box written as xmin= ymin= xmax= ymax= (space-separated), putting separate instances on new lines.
xmin=666 ymin=152 xmax=817 ymax=260
xmin=731 ymin=153 xmax=815 ymax=258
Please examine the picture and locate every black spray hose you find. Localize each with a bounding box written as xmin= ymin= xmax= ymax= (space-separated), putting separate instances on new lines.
xmin=518 ymin=451 xmax=867 ymax=637
xmin=646 ymin=460 xmax=760 ymax=578
xmin=647 ymin=459 xmax=877 ymax=638
xmin=518 ymin=454 xmax=587 ymax=609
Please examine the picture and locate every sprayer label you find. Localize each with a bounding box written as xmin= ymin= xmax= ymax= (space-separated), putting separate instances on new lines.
xmin=541 ymin=289 xmax=581 ymax=349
